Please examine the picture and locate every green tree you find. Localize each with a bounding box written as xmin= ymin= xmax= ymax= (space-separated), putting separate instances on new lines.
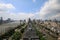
xmin=11 ymin=31 xmax=22 ymax=40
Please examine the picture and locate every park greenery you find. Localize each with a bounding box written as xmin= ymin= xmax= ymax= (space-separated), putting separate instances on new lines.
xmin=11 ymin=23 xmax=27 ymax=40
xmin=32 ymin=23 xmax=46 ymax=40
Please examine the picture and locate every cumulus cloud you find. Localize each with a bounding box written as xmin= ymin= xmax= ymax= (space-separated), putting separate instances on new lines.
xmin=39 ymin=0 xmax=60 ymax=20
xmin=0 ymin=3 xmax=15 ymax=9
xmin=0 ymin=3 xmax=15 ymax=20
xmin=0 ymin=3 xmax=15 ymax=14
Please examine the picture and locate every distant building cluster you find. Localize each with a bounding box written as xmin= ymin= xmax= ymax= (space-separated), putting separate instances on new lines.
xmin=0 ymin=17 xmax=13 ymax=25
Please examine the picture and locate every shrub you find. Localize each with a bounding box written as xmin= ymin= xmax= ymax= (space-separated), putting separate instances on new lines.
xmin=11 ymin=31 xmax=22 ymax=40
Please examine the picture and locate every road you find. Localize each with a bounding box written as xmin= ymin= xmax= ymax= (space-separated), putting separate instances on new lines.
xmin=22 ymin=23 xmax=39 ymax=40
xmin=0 ymin=21 xmax=20 ymax=35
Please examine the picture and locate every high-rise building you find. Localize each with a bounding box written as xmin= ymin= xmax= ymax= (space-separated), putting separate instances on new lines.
xmin=0 ymin=17 xmax=3 ymax=24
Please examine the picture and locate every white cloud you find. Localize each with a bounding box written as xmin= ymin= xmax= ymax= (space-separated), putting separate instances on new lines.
xmin=0 ymin=3 xmax=15 ymax=15
xmin=49 ymin=13 xmax=60 ymax=19
xmin=0 ymin=12 xmax=34 ymax=20
xmin=38 ymin=0 xmax=60 ymax=20
xmin=0 ymin=3 xmax=15 ymax=20
xmin=0 ymin=3 xmax=15 ymax=9
xmin=15 ymin=13 xmax=34 ymax=20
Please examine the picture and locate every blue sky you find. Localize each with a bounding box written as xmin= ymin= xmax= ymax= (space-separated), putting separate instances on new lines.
xmin=0 ymin=0 xmax=60 ymax=20
xmin=0 ymin=0 xmax=47 ymax=13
